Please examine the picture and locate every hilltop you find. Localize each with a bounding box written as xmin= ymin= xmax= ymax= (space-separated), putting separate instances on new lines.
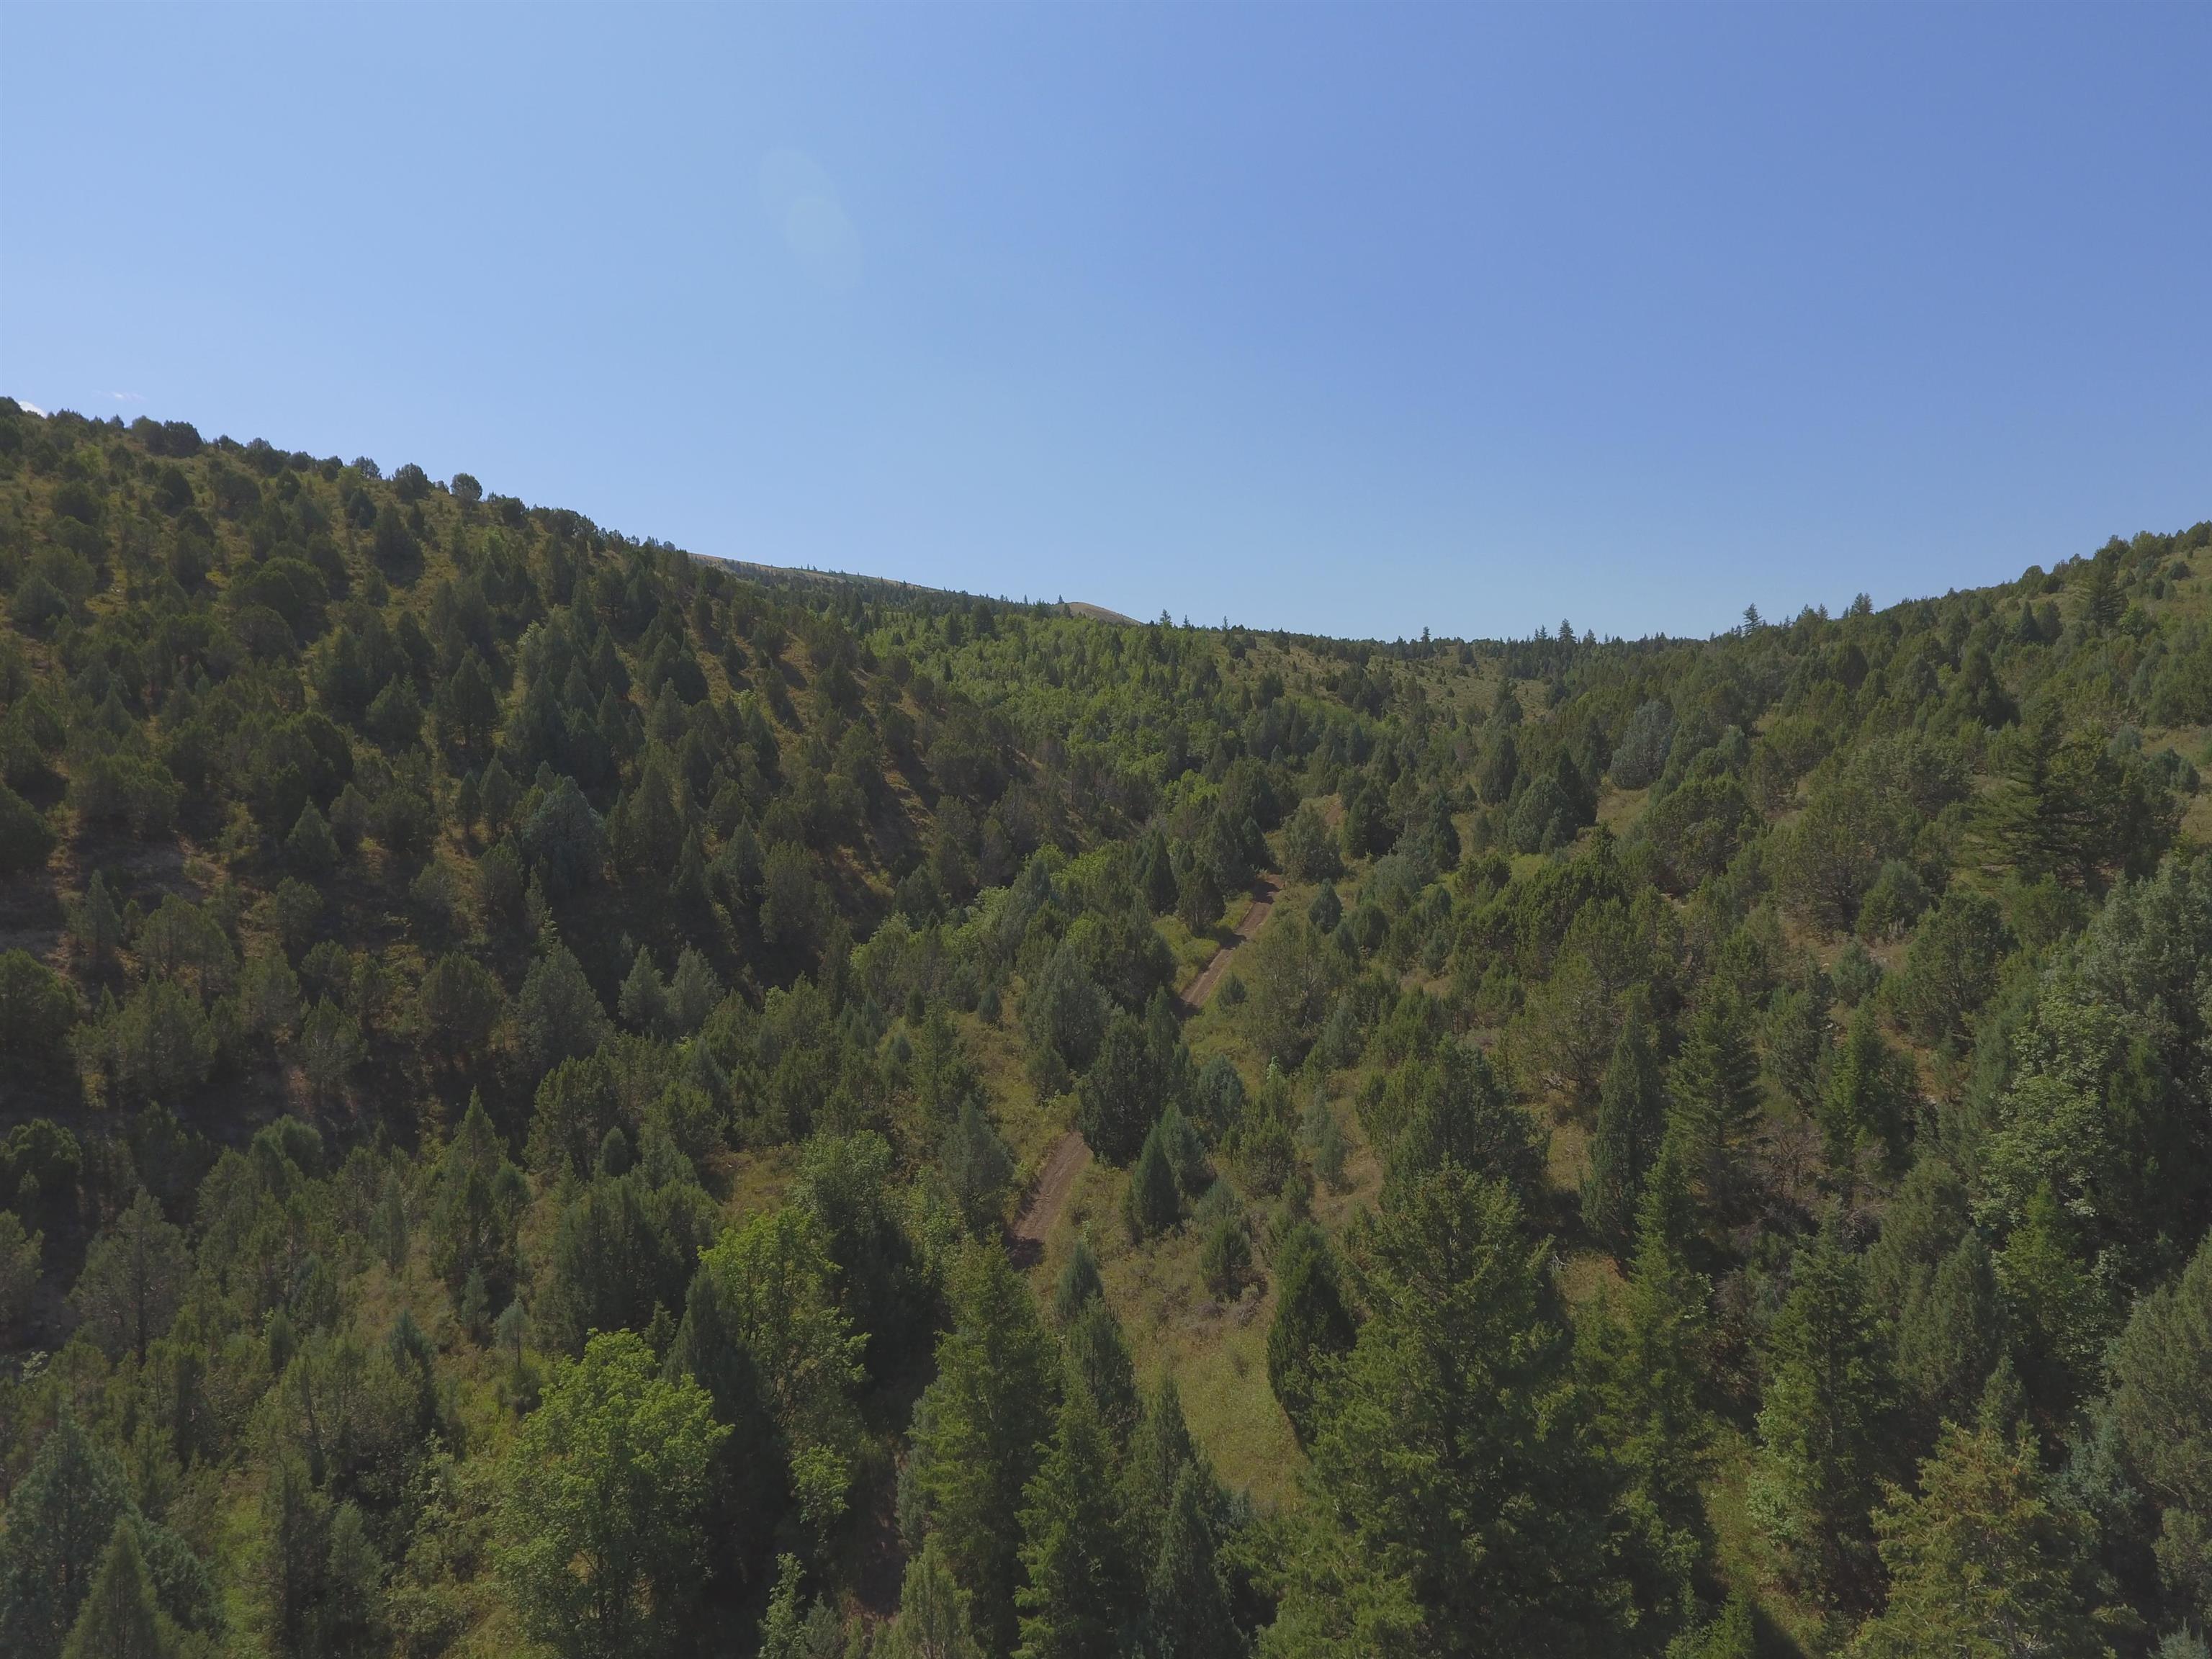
xmin=2 ymin=398 xmax=2210 ymax=1657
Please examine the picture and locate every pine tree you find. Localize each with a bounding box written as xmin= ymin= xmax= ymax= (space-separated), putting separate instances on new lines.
xmin=907 ymin=1244 xmax=1061 ymax=1656
xmin=68 ymin=1189 xmax=189 ymax=1362
xmin=1821 ymin=1004 xmax=1912 ymax=1176
xmin=1851 ymin=1406 xmax=2112 ymax=1658
xmin=1175 ymin=860 xmax=1222 ymax=935
xmin=0 ymin=1414 xmax=135 ymax=1659
xmin=1076 ymin=1012 xmax=1161 ymax=1166
xmin=1583 ymin=990 xmax=1664 ymax=1255
xmin=1123 ymin=1375 xmax=1200 ymax=1570
xmin=1053 ymin=1233 xmax=1104 ymax=1326
xmin=1279 ymin=1164 xmax=1633 ymax=1653
xmin=616 ymin=946 xmax=670 ymax=1037
xmin=1893 ymin=1231 xmax=2003 ymax=1433
xmin=1013 ymin=1388 xmax=1132 ymax=1659
xmin=1751 ymin=1221 xmax=1897 ymax=1611
xmin=1062 ymin=1299 xmax=1140 ymax=1447
xmin=1266 ymin=1221 xmax=1354 ymax=1446
xmin=1586 ymin=1144 xmax=1713 ymax=1600
xmin=881 ymin=1537 xmax=983 ymax=1659
xmin=59 ymin=1522 xmax=172 ymax=1659
xmin=1137 ymin=829 xmax=1177 ymax=917
xmin=1665 ymin=992 xmax=1762 ymax=1234
xmin=1145 ymin=1462 xmax=1240 ymax=1659
xmin=1122 ymin=1123 xmax=1179 ymax=1240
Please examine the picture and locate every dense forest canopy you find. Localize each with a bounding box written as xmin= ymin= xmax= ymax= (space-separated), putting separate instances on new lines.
xmin=2 ymin=397 xmax=2211 ymax=1657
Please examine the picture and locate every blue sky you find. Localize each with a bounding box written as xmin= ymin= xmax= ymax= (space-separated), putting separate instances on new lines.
xmin=3 ymin=5 xmax=2207 ymax=641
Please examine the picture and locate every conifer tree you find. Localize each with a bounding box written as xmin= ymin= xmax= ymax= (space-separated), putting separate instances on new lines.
xmin=1586 ymin=1144 xmax=1713 ymax=1600
xmin=0 ymin=1415 xmax=135 ymax=1659
xmin=1851 ymin=1403 xmax=2112 ymax=1658
xmin=1053 ymin=1233 xmax=1105 ymax=1326
xmin=1893 ymin=1230 xmax=2003 ymax=1433
xmin=1665 ymin=991 xmax=1762 ymax=1233
xmin=69 ymin=1189 xmax=189 ymax=1362
xmin=1277 ymin=1164 xmax=1632 ymax=1653
xmin=882 ymin=1537 xmax=984 ymax=1659
xmin=907 ymin=1244 xmax=1061 ymax=1655
xmin=1013 ymin=1388 xmax=1132 ymax=1659
xmin=1820 ymin=1003 xmax=1913 ymax=1176
xmin=1751 ymin=1221 xmax=1896 ymax=1611
xmin=1266 ymin=1221 xmax=1355 ymax=1447
xmin=1122 ymin=1123 xmax=1179 ymax=1240
xmin=1583 ymin=989 xmax=1664 ymax=1255
xmin=616 ymin=946 xmax=670 ymax=1036
xmin=1145 ymin=1462 xmax=1241 ymax=1659
xmin=59 ymin=1523 xmax=171 ymax=1659
xmin=1062 ymin=1299 xmax=1140 ymax=1447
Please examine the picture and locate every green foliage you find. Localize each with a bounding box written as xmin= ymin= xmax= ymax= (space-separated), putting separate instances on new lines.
xmin=497 ymin=1331 xmax=729 ymax=1659
xmin=1273 ymin=1164 xmax=1634 ymax=1654
xmin=1267 ymin=1221 xmax=1354 ymax=1446
xmin=1581 ymin=989 xmax=1664 ymax=1254
xmin=0 ymin=409 xmax=2206 ymax=1653
xmin=0 ymin=947 xmax=77 ymax=1056
xmin=1013 ymin=1387 xmax=1133 ymax=1659
xmin=1851 ymin=1411 xmax=2113 ymax=1658
xmin=907 ymin=1244 xmax=1061 ymax=1654
xmin=1750 ymin=1223 xmax=1897 ymax=1611
xmin=0 ymin=779 xmax=53 ymax=872
xmin=1123 ymin=1120 xmax=1180 ymax=1239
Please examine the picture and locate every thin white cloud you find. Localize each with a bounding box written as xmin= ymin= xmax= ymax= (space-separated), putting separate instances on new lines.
xmin=107 ymin=391 xmax=145 ymax=403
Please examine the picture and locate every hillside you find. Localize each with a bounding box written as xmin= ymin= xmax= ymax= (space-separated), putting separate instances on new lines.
xmin=2 ymin=398 xmax=2211 ymax=1657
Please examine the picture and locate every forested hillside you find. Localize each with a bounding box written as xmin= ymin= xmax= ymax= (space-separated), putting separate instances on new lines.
xmin=3 ymin=397 xmax=2211 ymax=1658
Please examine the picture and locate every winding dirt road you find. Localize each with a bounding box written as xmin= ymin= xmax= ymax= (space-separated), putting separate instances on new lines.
xmin=1006 ymin=874 xmax=1282 ymax=1264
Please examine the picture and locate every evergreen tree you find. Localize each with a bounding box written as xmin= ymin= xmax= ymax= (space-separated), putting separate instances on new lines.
xmin=1145 ymin=1461 xmax=1241 ymax=1659
xmin=1665 ymin=992 xmax=1762 ymax=1235
xmin=1851 ymin=1407 xmax=2113 ymax=1658
xmin=1013 ymin=1388 xmax=1133 ymax=1659
xmin=2106 ymin=1227 xmax=2212 ymax=1527
xmin=1122 ymin=1122 xmax=1179 ymax=1239
xmin=1751 ymin=1221 xmax=1896 ymax=1611
xmin=1136 ymin=829 xmax=1178 ymax=916
xmin=1267 ymin=1221 xmax=1355 ymax=1447
xmin=907 ymin=1244 xmax=1061 ymax=1655
xmin=882 ymin=1537 xmax=984 ymax=1659
xmin=1582 ymin=989 xmax=1664 ymax=1255
xmin=59 ymin=1523 xmax=172 ymax=1659
xmin=0 ymin=1415 xmax=135 ymax=1659
xmin=1820 ymin=1003 xmax=1913 ymax=1176
xmin=68 ymin=1189 xmax=189 ymax=1362
xmin=1078 ymin=1012 xmax=1162 ymax=1166
xmin=1275 ymin=1164 xmax=1632 ymax=1654
xmin=1893 ymin=1231 xmax=2004 ymax=1434
xmin=1175 ymin=860 xmax=1222 ymax=935
xmin=616 ymin=946 xmax=670 ymax=1036
xmin=1585 ymin=1144 xmax=1713 ymax=1604
xmin=1063 ymin=1298 xmax=1141 ymax=1447
xmin=1053 ymin=1232 xmax=1105 ymax=1326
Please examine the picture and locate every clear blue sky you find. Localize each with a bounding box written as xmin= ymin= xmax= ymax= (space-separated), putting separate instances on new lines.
xmin=4 ymin=5 xmax=2207 ymax=640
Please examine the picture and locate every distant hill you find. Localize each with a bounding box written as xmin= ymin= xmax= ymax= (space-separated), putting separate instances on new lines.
xmin=2 ymin=397 xmax=2209 ymax=1654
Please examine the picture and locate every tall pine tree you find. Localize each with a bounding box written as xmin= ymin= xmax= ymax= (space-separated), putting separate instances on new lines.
xmin=1583 ymin=989 xmax=1665 ymax=1256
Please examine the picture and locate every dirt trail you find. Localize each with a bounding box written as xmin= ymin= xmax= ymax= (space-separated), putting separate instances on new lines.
xmin=1177 ymin=873 xmax=1283 ymax=1012
xmin=1007 ymin=874 xmax=1283 ymax=1264
xmin=1007 ymin=1129 xmax=1092 ymax=1267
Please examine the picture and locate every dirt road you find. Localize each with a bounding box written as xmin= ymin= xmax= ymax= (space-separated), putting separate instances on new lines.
xmin=1177 ymin=874 xmax=1282 ymax=1012
xmin=1007 ymin=873 xmax=1283 ymax=1264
